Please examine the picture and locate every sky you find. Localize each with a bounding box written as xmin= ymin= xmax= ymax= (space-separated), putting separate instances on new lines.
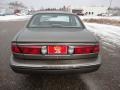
xmin=1 ymin=0 xmax=120 ymax=9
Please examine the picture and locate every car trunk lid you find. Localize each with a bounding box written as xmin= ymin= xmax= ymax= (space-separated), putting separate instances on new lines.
xmin=16 ymin=28 xmax=97 ymax=43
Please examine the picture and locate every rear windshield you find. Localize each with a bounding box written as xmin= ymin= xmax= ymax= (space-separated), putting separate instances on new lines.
xmin=27 ymin=13 xmax=84 ymax=28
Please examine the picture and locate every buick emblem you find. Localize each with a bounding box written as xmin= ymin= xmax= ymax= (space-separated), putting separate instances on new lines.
xmin=54 ymin=46 xmax=61 ymax=53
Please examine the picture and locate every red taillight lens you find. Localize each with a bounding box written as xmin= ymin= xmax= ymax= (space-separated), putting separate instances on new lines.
xmin=93 ymin=45 xmax=99 ymax=53
xmin=12 ymin=44 xmax=21 ymax=53
xmin=20 ymin=46 xmax=41 ymax=54
xmin=74 ymin=45 xmax=99 ymax=54
xmin=12 ymin=44 xmax=41 ymax=54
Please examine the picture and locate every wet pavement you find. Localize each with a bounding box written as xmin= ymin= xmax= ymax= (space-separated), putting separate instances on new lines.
xmin=0 ymin=21 xmax=120 ymax=90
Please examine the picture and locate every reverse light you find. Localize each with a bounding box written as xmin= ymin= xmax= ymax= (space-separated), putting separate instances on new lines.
xmin=41 ymin=46 xmax=47 ymax=54
xmin=68 ymin=46 xmax=74 ymax=54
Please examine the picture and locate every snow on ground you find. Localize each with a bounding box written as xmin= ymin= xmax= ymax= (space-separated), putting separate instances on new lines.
xmin=85 ymin=23 xmax=120 ymax=57
xmin=80 ymin=16 xmax=120 ymax=21
xmin=0 ymin=15 xmax=31 ymax=21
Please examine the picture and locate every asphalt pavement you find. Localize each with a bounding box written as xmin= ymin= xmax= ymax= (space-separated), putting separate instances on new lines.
xmin=0 ymin=21 xmax=120 ymax=90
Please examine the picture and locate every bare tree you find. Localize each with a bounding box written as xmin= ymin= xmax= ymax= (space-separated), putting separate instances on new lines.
xmin=109 ymin=0 xmax=112 ymax=9
xmin=8 ymin=1 xmax=27 ymax=14
xmin=9 ymin=1 xmax=27 ymax=9
xmin=108 ymin=0 xmax=112 ymax=16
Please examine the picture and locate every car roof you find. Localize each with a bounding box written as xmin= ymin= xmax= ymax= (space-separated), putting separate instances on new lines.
xmin=34 ymin=11 xmax=75 ymax=15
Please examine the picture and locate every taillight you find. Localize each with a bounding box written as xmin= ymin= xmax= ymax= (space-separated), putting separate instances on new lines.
xmin=74 ymin=45 xmax=99 ymax=54
xmin=93 ymin=45 xmax=99 ymax=53
xmin=20 ymin=46 xmax=41 ymax=54
xmin=12 ymin=44 xmax=21 ymax=53
xmin=11 ymin=43 xmax=99 ymax=55
xmin=12 ymin=43 xmax=41 ymax=54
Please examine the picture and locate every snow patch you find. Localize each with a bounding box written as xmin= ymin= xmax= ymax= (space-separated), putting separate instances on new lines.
xmin=80 ymin=16 xmax=120 ymax=21
xmin=0 ymin=15 xmax=31 ymax=21
xmin=85 ymin=23 xmax=120 ymax=57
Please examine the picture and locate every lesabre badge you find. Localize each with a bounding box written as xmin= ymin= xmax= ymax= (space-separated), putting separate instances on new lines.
xmin=54 ymin=46 xmax=61 ymax=53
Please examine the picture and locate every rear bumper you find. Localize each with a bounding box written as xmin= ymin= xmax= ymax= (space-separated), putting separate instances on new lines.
xmin=11 ymin=64 xmax=100 ymax=74
xmin=10 ymin=55 xmax=101 ymax=74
